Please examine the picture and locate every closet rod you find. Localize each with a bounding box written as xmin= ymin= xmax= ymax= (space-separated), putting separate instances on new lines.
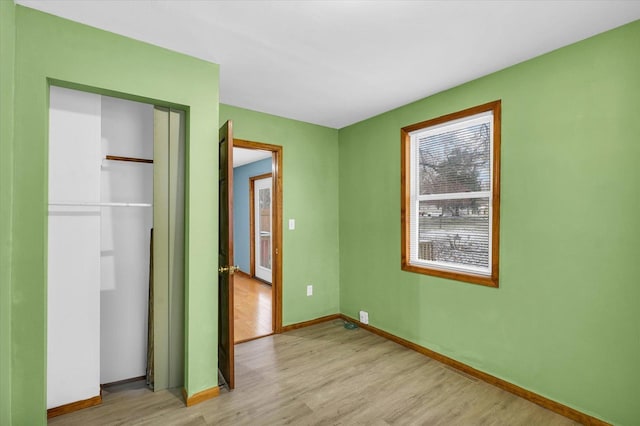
xmin=105 ymin=155 xmax=153 ymax=164
xmin=49 ymin=201 xmax=152 ymax=207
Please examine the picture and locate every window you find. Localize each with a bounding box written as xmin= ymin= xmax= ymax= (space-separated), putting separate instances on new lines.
xmin=401 ymin=101 xmax=501 ymax=287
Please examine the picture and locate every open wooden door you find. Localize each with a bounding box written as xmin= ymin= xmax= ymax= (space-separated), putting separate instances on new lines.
xmin=218 ymin=120 xmax=235 ymax=389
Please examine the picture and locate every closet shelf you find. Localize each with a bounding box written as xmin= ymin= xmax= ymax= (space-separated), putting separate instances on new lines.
xmin=105 ymin=155 xmax=153 ymax=164
xmin=49 ymin=201 xmax=152 ymax=207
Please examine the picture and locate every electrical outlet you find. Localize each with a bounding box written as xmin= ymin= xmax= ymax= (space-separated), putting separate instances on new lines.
xmin=306 ymin=285 xmax=313 ymax=296
xmin=359 ymin=310 xmax=369 ymax=324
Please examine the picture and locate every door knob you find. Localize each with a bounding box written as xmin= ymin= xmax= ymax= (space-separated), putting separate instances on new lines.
xmin=218 ymin=265 xmax=240 ymax=275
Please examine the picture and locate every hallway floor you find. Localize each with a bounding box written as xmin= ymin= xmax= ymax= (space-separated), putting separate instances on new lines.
xmin=233 ymin=273 xmax=272 ymax=343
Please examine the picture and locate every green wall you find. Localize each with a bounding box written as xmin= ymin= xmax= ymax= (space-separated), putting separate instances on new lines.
xmin=1 ymin=2 xmax=16 ymax=424
xmin=6 ymin=6 xmax=219 ymax=423
xmin=338 ymin=21 xmax=640 ymax=425
xmin=220 ymin=105 xmax=340 ymax=325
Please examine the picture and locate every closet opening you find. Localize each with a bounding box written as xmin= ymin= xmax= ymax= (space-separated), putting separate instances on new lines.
xmin=46 ymin=86 xmax=185 ymax=418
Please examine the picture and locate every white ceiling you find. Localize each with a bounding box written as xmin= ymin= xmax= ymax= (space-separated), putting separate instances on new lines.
xmin=16 ymin=0 xmax=640 ymax=129
xmin=233 ymin=148 xmax=271 ymax=168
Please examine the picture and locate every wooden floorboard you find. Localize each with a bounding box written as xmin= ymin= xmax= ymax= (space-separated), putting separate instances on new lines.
xmin=234 ymin=274 xmax=272 ymax=343
xmin=49 ymin=321 xmax=579 ymax=425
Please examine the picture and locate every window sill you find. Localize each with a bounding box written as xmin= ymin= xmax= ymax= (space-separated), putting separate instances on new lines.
xmin=401 ymin=262 xmax=499 ymax=288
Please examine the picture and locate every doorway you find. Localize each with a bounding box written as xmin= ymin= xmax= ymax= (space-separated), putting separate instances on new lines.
xmin=218 ymin=125 xmax=282 ymax=390
xmin=233 ymin=161 xmax=271 ymax=343
xmin=230 ymin=141 xmax=282 ymax=344
xmin=219 ymin=137 xmax=282 ymax=352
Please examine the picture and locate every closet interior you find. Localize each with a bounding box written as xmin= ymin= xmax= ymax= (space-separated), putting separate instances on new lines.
xmin=47 ymin=86 xmax=184 ymax=412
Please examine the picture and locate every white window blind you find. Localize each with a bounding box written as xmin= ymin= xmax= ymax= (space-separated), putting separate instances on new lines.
xmin=409 ymin=111 xmax=494 ymax=276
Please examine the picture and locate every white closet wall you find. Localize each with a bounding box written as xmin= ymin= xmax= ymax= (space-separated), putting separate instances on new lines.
xmin=47 ymin=86 xmax=102 ymax=408
xmin=100 ymin=96 xmax=153 ymax=384
xmin=48 ymin=87 xmax=154 ymax=410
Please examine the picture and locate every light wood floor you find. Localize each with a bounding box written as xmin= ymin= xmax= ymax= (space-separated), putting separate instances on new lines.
xmin=234 ymin=273 xmax=272 ymax=343
xmin=49 ymin=320 xmax=578 ymax=425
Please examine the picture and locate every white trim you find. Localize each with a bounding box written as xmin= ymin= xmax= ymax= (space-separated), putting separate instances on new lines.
xmin=409 ymin=135 xmax=418 ymax=268
xmin=411 ymin=258 xmax=491 ymax=276
xmin=417 ymin=191 xmax=490 ymax=202
xmin=409 ymin=111 xmax=492 ymax=138
xmin=49 ymin=201 xmax=152 ymax=207
xmin=254 ymin=176 xmax=273 ymax=283
xmin=488 ymin=111 xmax=495 ymax=273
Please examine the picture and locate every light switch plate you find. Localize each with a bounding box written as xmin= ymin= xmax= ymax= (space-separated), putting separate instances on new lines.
xmin=289 ymin=219 xmax=295 ymax=230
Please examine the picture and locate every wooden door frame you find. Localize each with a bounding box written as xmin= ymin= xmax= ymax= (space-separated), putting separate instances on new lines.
xmin=234 ymin=139 xmax=283 ymax=334
xmin=249 ymin=172 xmax=273 ymax=280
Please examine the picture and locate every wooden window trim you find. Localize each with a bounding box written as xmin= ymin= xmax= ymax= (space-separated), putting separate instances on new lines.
xmin=401 ymin=100 xmax=501 ymax=288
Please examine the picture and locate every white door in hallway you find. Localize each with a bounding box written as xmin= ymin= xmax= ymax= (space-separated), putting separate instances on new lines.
xmin=254 ymin=176 xmax=272 ymax=283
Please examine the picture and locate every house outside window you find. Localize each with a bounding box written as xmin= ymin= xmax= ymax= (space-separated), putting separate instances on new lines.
xmin=401 ymin=101 xmax=501 ymax=287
